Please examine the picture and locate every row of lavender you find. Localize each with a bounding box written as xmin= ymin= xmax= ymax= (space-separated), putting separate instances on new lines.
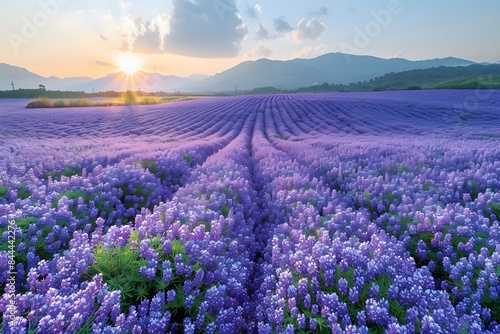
xmin=1 ymin=91 xmax=500 ymax=333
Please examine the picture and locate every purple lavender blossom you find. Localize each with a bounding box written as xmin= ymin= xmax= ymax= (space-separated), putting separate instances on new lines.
xmin=2 ymin=91 xmax=500 ymax=332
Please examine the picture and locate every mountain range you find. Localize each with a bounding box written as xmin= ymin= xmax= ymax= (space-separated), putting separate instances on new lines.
xmin=180 ymin=53 xmax=478 ymax=92
xmin=0 ymin=53 xmax=479 ymax=93
xmin=0 ymin=63 xmax=207 ymax=92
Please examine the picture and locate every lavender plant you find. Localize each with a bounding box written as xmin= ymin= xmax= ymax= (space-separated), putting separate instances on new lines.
xmin=0 ymin=91 xmax=499 ymax=332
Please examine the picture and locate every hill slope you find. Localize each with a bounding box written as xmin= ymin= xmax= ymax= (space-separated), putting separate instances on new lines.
xmin=179 ymin=53 xmax=475 ymax=92
xmin=290 ymin=64 xmax=500 ymax=93
xmin=0 ymin=63 xmax=92 ymax=91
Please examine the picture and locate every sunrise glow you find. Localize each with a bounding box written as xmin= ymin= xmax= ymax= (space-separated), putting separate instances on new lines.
xmin=116 ymin=53 xmax=142 ymax=75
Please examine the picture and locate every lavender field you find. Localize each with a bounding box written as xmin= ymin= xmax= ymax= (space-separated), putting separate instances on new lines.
xmin=1 ymin=90 xmax=500 ymax=333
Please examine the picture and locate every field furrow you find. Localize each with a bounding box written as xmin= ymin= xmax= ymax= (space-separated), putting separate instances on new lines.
xmin=1 ymin=91 xmax=499 ymax=333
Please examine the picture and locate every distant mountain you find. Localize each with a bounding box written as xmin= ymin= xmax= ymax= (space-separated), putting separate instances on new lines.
xmin=70 ymin=71 xmax=208 ymax=92
xmin=0 ymin=63 xmax=94 ymax=91
xmin=369 ymin=64 xmax=500 ymax=90
xmin=179 ymin=53 xmax=475 ymax=92
xmin=1 ymin=53 xmax=477 ymax=93
xmin=287 ymin=64 xmax=500 ymax=93
xmin=179 ymin=58 xmax=331 ymax=93
xmin=0 ymin=63 xmax=207 ymax=92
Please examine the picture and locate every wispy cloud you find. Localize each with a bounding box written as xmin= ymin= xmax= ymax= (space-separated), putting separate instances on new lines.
xmin=95 ymin=60 xmax=113 ymax=67
xmin=245 ymin=4 xmax=262 ymax=19
xmin=274 ymin=17 xmax=294 ymax=34
xmin=272 ymin=16 xmax=327 ymax=42
xmin=310 ymin=6 xmax=328 ymax=17
xmin=255 ymin=24 xmax=270 ymax=40
xmin=292 ymin=18 xmax=327 ymax=42
xmin=247 ymin=45 xmax=272 ymax=58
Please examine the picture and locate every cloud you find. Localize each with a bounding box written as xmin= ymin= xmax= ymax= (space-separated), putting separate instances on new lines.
xmin=247 ymin=45 xmax=272 ymax=58
xmin=274 ymin=17 xmax=294 ymax=34
xmin=95 ymin=60 xmax=113 ymax=67
xmin=255 ymin=24 xmax=270 ymax=40
xmin=245 ymin=4 xmax=262 ymax=19
xmin=293 ymin=44 xmax=327 ymax=59
xmin=122 ymin=0 xmax=248 ymax=58
xmin=100 ymin=34 xmax=108 ymax=41
xmin=311 ymin=6 xmax=328 ymax=17
xmin=130 ymin=19 xmax=163 ymax=53
xmin=164 ymin=0 xmax=247 ymax=57
xmin=272 ymin=17 xmax=327 ymax=42
xmin=292 ymin=18 xmax=327 ymax=42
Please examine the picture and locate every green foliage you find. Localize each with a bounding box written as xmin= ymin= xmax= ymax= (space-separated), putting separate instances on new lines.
xmin=182 ymin=153 xmax=193 ymax=166
xmin=119 ymin=184 xmax=152 ymax=212
xmin=191 ymin=221 xmax=211 ymax=233
xmin=285 ymin=267 xmax=405 ymax=330
xmin=17 ymin=184 xmax=31 ymax=200
xmin=363 ymin=190 xmax=370 ymax=203
xmin=245 ymin=86 xmax=281 ymax=95
xmin=1 ymin=89 xmax=88 ymax=99
xmin=86 ymin=233 xmax=155 ymax=308
xmin=62 ymin=167 xmax=81 ymax=178
xmin=27 ymin=98 xmax=93 ymax=108
xmin=26 ymin=97 xmax=52 ymax=108
xmin=220 ymin=205 xmax=230 ymax=218
xmin=383 ymin=193 xmax=394 ymax=204
xmin=74 ymin=322 xmax=93 ymax=334
xmin=0 ymin=216 xmax=70 ymax=265
xmin=139 ymin=96 xmax=165 ymax=105
xmin=401 ymin=214 xmax=499 ymax=325
xmin=283 ymin=64 xmax=500 ymax=93
xmin=44 ymin=166 xmax=82 ymax=181
xmin=464 ymin=180 xmax=481 ymax=201
xmin=133 ymin=161 xmax=158 ymax=175
xmin=68 ymin=99 xmax=92 ymax=107
xmin=25 ymin=94 xmax=168 ymax=108
xmin=0 ymin=186 xmax=7 ymax=199
xmin=492 ymin=203 xmax=500 ymax=218
xmin=51 ymin=190 xmax=89 ymax=209
xmin=43 ymin=171 xmax=58 ymax=181
xmin=86 ymin=233 xmax=212 ymax=320
xmin=122 ymin=90 xmax=137 ymax=105
xmin=53 ymin=100 xmax=65 ymax=108
xmin=0 ymin=217 xmax=35 ymax=255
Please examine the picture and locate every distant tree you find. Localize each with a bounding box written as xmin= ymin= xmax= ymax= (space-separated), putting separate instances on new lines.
xmin=39 ymin=84 xmax=46 ymax=90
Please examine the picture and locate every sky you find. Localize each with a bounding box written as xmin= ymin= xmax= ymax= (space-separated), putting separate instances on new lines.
xmin=1 ymin=0 xmax=499 ymax=79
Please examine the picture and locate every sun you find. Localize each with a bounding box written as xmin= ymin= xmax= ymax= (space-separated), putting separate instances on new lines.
xmin=116 ymin=54 xmax=142 ymax=75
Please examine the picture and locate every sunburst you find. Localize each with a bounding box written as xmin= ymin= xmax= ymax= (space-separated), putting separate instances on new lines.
xmin=116 ymin=53 xmax=142 ymax=75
